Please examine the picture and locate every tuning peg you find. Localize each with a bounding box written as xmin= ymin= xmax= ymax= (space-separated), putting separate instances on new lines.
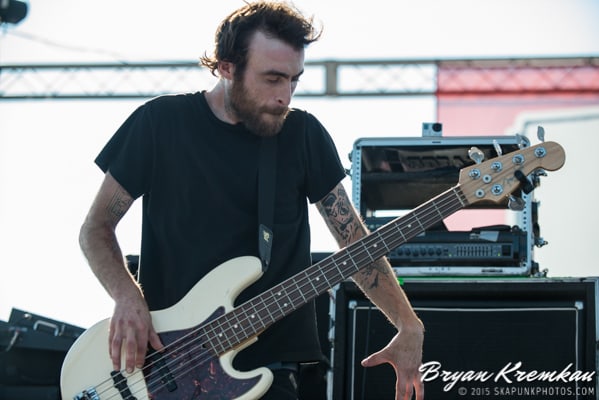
xmin=492 ymin=139 xmax=503 ymax=157
xmin=535 ymin=236 xmax=548 ymax=247
xmin=468 ymin=147 xmax=485 ymax=164
xmin=514 ymin=170 xmax=535 ymax=194
xmin=508 ymin=195 xmax=525 ymax=211
xmin=537 ymin=126 xmax=545 ymax=142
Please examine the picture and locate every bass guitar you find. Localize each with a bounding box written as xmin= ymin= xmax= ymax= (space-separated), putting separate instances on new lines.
xmin=61 ymin=140 xmax=565 ymax=399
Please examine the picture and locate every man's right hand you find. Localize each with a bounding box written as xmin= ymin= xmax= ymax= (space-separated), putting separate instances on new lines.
xmin=109 ymin=294 xmax=164 ymax=373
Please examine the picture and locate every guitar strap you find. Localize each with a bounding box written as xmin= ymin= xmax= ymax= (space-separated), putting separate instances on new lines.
xmin=257 ymin=135 xmax=277 ymax=271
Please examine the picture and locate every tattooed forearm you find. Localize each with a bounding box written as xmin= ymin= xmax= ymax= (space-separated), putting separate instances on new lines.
xmin=357 ymin=259 xmax=391 ymax=289
xmin=316 ymin=185 xmax=363 ymax=245
xmin=317 ymin=183 xmax=394 ymax=291
xmin=106 ymin=188 xmax=132 ymax=226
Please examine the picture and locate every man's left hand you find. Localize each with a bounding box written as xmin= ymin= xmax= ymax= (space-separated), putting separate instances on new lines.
xmin=361 ymin=324 xmax=424 ymax=400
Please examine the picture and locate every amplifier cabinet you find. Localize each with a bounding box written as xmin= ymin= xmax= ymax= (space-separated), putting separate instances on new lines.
xmin=0 ymin=308 xmax=84 ymax=397
xmin=349 ymin=135 xmax=540 ymax=276
xmin=329 ymin=278 xmax=598 ymax=400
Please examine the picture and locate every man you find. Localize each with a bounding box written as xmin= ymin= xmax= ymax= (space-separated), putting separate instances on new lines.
xmin=79 ymin=1 xmax=424 ymax=399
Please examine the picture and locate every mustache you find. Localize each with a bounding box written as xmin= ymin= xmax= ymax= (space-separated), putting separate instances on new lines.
xmin=263 ymin=106 xmax=289 ymax=116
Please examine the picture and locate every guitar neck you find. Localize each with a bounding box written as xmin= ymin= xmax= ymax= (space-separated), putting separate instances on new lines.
xmin=205 ymin=186 xmax=468 ymax=355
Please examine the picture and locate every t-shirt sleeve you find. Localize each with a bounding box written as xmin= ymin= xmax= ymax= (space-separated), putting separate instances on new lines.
xmin=94 ymin=103 xmax=155 ymax=199
xmin=303 ymin=112 xmax=346 ymax=203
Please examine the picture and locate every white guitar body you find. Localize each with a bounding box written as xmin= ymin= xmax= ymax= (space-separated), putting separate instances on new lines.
xmin=60 ymin=256 xmax=273 ymax=400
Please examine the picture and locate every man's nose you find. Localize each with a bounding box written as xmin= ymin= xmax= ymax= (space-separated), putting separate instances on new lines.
xmin=276 ymin=81 xmax=295 ymax=106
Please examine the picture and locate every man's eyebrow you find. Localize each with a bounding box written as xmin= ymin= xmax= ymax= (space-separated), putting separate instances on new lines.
xmin=263 ymin=69 xmax=305 ymax=80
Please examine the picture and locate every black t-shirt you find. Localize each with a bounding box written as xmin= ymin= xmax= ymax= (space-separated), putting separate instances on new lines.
xmin=95 ymin=91 xmax=345 ymax=367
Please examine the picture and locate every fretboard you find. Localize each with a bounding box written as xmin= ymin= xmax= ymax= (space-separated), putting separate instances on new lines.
xmin=206 ymin=186 xmax=468 ymax=354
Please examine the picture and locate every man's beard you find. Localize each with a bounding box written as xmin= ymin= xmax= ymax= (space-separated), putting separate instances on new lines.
xmin=226 ymin=79 xmax=290 ymax=137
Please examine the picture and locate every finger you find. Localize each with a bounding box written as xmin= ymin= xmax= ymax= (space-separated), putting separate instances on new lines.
xmin=402 ymin=382 xmax=414 ymax=400
xmin=109 ymin=333 xmax=123 ymax=372
xmin=395 ymin=374 xmax=411 ymax=400
xmin=135 ymin=333 xmax=150 ymax=370
xmin=124 ymin=329 xmax=139 ymax=373
xmin=361 ymin=350 xmax=387 ymax=367
xmin=414 ymin=376 xmax=425 ymax=400
xmin=401 ymin=375 xmax=424 ymax=400
xmin=148 ymin=329 xmax=164 ymax=352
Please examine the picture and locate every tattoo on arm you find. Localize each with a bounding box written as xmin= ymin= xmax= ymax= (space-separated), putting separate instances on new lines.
xmin=317 ymin=186 xmax=362 ymax=245
xmin=317 ymin=184 xmax=390 ymax=288
xmin=106 ymin=189 xmax=131 ymax=226
xmin=360 ymin=259 xmax=390 ymax=289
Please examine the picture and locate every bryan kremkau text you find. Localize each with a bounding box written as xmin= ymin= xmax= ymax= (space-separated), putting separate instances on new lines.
xmin=419 ymin=361 xmax=596 ymax=392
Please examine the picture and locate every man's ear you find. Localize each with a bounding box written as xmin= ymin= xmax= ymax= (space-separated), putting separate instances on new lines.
xmin=218 ymin=61 xmax=235 ymax=80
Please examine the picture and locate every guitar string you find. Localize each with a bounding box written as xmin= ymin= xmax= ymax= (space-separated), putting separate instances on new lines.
xmin=133 ymin=190 xmax=468 ymax=397
xmin=83 ymin=308 xmax=232 ymax=398
xmin=89 ymin=186 xmax=470 ymax=398
xmin=89 ymin=330 xmax=210 ymax=400
xmin=111 ymin=242 xmax=380 ymax=398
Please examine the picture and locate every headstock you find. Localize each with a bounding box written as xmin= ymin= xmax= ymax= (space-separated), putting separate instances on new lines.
xmin=458 ymin=141 xmax=565 ymax=205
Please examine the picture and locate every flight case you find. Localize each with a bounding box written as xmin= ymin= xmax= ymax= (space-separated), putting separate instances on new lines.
xmin=349 ymin=134 xmax=541 ymax=276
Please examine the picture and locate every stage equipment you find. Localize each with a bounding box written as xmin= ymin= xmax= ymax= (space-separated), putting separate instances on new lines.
xmin=329 ymin=279 xmax=598 ymax=400
xmin=350 ymin=134 xmax=547 ymax=276
xmin=0 ymin=308 xmax=84 ymax=400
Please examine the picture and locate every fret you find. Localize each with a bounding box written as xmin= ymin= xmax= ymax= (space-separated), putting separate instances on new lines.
xmin=211 ymin=339 xmax=224 ymax=355
xmin=250 ymin=299 xmax=268 ymax=332
xmin=431 ymin=198 xmax=444 ymax=220
xmin=281 ymin=288 xmax=294 ymax=311
xmin=213 ymin=325 xmax=232 ymax=353
xmin=318 ymin=270 xmax=333 ymax=292
xmin=359 ymin=240 xmax=375 ymax=264
xmin=260 ymin=296 xmax=277 ymax=324
xmin=305 ymin=270 xmax=320 ymax=297
xmin=287 ymin=288 xmax=303 ymax=311
xmin=246 ymin=306 xmax=266 ymax=334
xmin=411 ymin=209 xmax=427 ymax=231
xmin=222 ymin=323 xmax=240 ymax=347
xmin=331 ymin=256 xmax=345 ymax=278
xmin=270 ymin=290 xmax=286 ymax=319
xmin=339 ymin=262 xmax=350 ymax=279
xmin=293 ymin=276 xmax=308 ymax=304
xmin=203 ymin=326 xmax=222 ymax=355
xmin=392 ymin=221 xmax=407 ymax=245
xmin=298 ymin=270 xmax=318 ymax=303
xmin=337 ymin=257 xmax=352 ymax=277
xmin=204 ymin=318 xmax=228 ymax=355
xmin=369 ymin=237 xmax=387 ymax=260
xmin=277 ymin=287 xmax=293 ymax=312
xmin=343 ymin=250 xmax=358 ymax=272
xmin=453 ymin=187 xmax=467 ymax=207
xmin=230 ymin=309 xmax=246 ymax=339
xmin=400 ymin=214 xmax=419 ymax=237
xmin=319 ymin=268 xmax=333 ymax=288
xmin=377 ymin=230 xmax=391 ymax=253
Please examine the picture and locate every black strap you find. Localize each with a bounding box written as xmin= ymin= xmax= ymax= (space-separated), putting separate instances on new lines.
xmin=258 ymin=136 xmax=277 ymax=270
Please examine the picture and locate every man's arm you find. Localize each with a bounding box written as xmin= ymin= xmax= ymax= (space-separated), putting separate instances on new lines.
xmin=316 ymin=182 xmax=424 ymax=400
xmin=79 ymin=171 xmax=162 ymax=373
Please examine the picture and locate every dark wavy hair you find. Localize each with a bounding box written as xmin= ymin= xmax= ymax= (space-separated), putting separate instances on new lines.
xmin=200 ymin=1 xmax=322 ymax=77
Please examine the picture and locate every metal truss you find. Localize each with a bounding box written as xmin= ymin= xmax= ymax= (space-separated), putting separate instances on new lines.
xmin=0 ymin=56 xmax=597 ymax=100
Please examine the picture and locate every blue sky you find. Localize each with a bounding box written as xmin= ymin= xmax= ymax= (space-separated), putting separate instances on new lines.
xmin=1 ymin=0 xmax=598 ymax=327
